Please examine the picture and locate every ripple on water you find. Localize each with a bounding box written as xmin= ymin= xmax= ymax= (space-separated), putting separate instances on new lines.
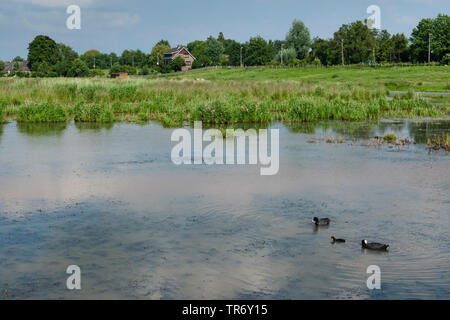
xmin=0 ymin=120 xmax=449 ymax=299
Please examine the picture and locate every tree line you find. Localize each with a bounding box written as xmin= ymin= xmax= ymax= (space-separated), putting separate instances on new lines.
xmin=1 ymin=14 xmax=448 ymax=78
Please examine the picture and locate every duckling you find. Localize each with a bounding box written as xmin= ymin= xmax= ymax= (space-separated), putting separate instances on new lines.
xmin=331 ymin=236 xmax=345 ymax=243
xmin=361 ymin=239 xmax=389 ymax=251
xmin=312 ymin=217 xmax=330 ymax=226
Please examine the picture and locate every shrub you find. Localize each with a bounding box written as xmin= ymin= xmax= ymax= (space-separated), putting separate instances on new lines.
xmin=441 ymin=53 xmax=450 ymax=65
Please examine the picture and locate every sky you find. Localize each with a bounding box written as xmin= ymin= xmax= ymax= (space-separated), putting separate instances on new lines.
xmin=0 ymin=0 xmax=447 ymax=60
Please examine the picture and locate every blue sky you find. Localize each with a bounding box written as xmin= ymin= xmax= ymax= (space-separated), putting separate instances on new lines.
xmin=0 ymin=0 xmax=447 ymax=60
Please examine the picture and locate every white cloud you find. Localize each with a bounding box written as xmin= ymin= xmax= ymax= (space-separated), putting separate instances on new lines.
xmin=15 ymin=0 xmax=96 ymax=8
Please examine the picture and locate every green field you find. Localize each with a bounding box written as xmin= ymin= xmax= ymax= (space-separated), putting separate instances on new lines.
xmin=0 ymin=66 xmax=449 ymax=126
xmin=161 ymin=65 xmax=450 ymax=92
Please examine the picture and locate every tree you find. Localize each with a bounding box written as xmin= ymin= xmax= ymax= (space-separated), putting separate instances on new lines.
xmin=224 ymin=40 xmax=242 ymax=66
xmin=110 ymin=63 xmax=126 ymax=74
xmin=334 ymin=21 xmax=377 ymax=64
xmin=218 ymin=32 xmax=225 ymax=42
xmin=34 ymin=61 xmax=51 ymax=77
xmin=410 ymin=14 xmax=449 ymax=62
xmin=109 ymin=63 xmax=137 ymax=75
xmin=244 ymin=36 xmax=275 ymax=66
xmin=170 ymin=56 xmax=186 ymax=72
xmin=442 ymin=53 xmax=450 ymax=65
xmin=0 ymin=61 xmax=5 ymax=76
xmin=286 ymin=20 xmax=311 ymax=59
xmin=310 ymin=37 xmax=335 ymax=65
xmin=80 ymin=49 xmax=100 ymax=68
xmin=269 ymin=40 xmax=286 ymax=55
xmin=149 ymin=42 xmax=171 ymax=67
xmin=155 ymin=39 xmax=170 ymax=47
xmin=375 ymin=30 xmax=392 ymax=62
xmin=82 ymin=52 xmax=120 ymax=69
xmin=188 ymin=40 xmax=211 ymax=68
xmin=206 ymin=36 xmax=224 ymax=65
xmin=119 ymin=49 xmax=147 ymax=67
xmin=58 ymin=44 xmax=78 ymax=62
xmin=67 ymin=58 xmax=89 ymax=77
xmin=275 ymin=47 xmax=297 ymax=64
xmin=391 ymin=33 xmax=409 ymax=62
xmin=27 ymin=35 xmax=61 ymax=71
xmin=12 ymin=56 xmax=24 ymax=62
xmin=54 ymin=43 xmax=79 ymax=76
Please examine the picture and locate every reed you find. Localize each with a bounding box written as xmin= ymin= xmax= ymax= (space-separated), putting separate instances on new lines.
xmin=73 ymin=103 xmax=115 ymax=123
xmin=0 ymin=99 xmax=6 ymax=123
xmin=0 ymin=74 xmax=447 ymax=126
xmin=16 ymin=103 xmax=68 ymax=123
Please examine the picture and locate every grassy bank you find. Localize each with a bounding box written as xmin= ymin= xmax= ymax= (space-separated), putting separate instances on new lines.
xmin=0 ymin=66 xmax=449 ymax=126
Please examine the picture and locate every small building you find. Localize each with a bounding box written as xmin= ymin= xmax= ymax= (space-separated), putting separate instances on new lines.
xmin=3 ymin=61 xmax=31 ymax=75
xmin=163 ymin=45 xmax=196 ymax=71
xmin=111 ymin=72 xmax=128 ymax=79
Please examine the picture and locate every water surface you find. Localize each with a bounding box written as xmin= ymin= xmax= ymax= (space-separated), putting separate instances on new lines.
xmin=0 ymin=119 xmax=449 ymax=299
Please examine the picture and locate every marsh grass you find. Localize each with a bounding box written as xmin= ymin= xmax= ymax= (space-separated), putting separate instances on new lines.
xmin=0 ymin=72 xmax=448 ymax=126
xmin=0 ymin=99 xmax=6 ymax=123
xmin=73 ymin=103 xmax=115 ymax=123
xmin=16 ymin=103 xmax=68 ymax=123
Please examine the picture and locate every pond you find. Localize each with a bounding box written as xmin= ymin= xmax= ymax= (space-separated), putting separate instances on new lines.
xmin=0 ymin=119 xmax=449 ymax=299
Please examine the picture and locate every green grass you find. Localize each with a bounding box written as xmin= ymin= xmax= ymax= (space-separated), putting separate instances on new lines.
xmin=160 ymin=65 xmax=450 ymax=92
xmin=0 ymin=99 xmax=6 ymax=123
xmin=0 ymin=66 xmax=448 ymax=125
xmin=16 ymin=103 xmax=68 ymax=123
xmin=73 ymin=103 xmax=115 ymax=123
xmin=383 ymin=133 xmax=397 ymax=143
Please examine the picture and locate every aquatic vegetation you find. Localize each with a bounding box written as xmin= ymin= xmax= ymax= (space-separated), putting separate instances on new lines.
xmin=428 ymin=133 xmax=450 ymax=151
xmin=73 ymin=103 xmax=115 ymax=123
xmin=383 ymin=133 xmax=397 ymax=143
xmin=137 ymin=111 xmax=150 ymax=122
xmin=16 ymin=103 xmax=68 ymax=123
xmin=0 ymin=70 xmax=447 ymax=125
xmin=0 ymin=99 xmax=6 ymax=123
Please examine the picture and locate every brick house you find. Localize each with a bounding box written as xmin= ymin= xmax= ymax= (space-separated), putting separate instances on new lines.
xmin=163 ymin=45 xmax=195 ymax=71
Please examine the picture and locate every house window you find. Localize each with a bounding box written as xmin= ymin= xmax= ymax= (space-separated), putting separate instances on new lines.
xmin=186 ymin=61 xmax=191 ymax=66
xmin=184 ymin=54 xmax=189 ymax=59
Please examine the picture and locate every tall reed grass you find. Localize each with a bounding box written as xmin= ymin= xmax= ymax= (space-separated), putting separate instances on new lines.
xmin=0 ymin=99 xmax=6 ymax=123
xmin=16 ymin=103 xmax=67 ymax=123
xmin=0 ymin=78 xmax=448 ymax=125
